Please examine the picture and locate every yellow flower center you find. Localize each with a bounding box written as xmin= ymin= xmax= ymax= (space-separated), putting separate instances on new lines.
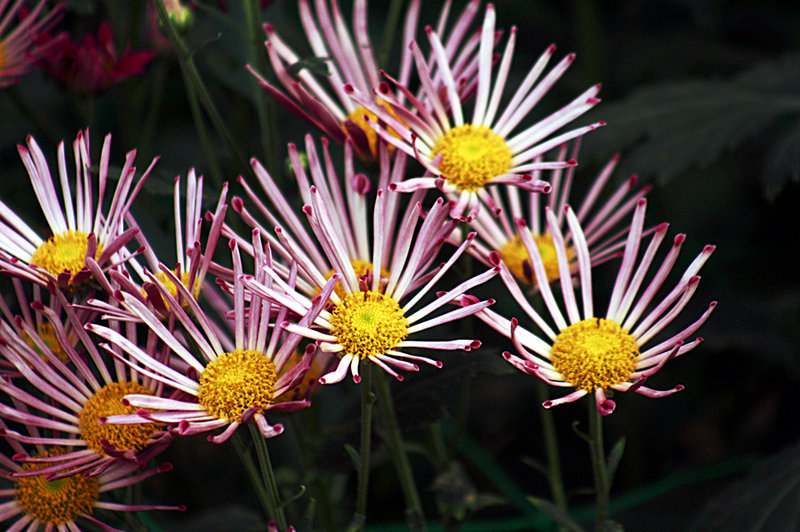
xmin=79 ymin=382 xmax=157 ymax=455
xmin=24 ymin=322 xmax=72 ymax=364
xmin=14 ymin=448 xmax=99 ymax=525
xmin=431 ymin=124 xmax=513 ymax=192
xmin=550 ymin=318 xmax=640 ymax=392
xmin=321 ymin=259 xmax=391 ymax=299
xmin=146 ymin=270 xmax=200 ymax=311
xmin=329 ymin=291 xmax=408 ymax=360
xmin=30 ymin=230 xmax=104 ymax=281
xmin=344 ymin=100 xmax=401 ymax=158
xmin=499 ymin=232 xmax=574 ymax=285
xmin=197 ymin=349 xmax=278 ymax=422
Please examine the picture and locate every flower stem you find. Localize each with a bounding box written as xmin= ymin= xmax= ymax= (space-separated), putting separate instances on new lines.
xmin=230 ymin=429 xmax=274 ymax=524
xmin=374 ymin=370 xmax=427 ymax=532
xmin=249 ymin=423 xmax=289 ymax=530
xmin=588 ymin=400 xmax=610 ymax=529
xmin=536 ymin=381 xmax=568 ymax=514
xmin=353 ymin=363 xmax=375 ymax=530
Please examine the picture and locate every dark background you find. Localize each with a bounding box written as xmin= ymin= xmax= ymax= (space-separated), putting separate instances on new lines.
xmin=2 ymin=1 xmax=800 ymax=530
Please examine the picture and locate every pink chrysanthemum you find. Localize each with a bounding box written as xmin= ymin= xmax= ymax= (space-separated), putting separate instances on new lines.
xmin=0 ymin=420 xmax=183 ymax=531
xmin=0 ymin=0 xmax=63 ymax=86
xmin=105 ymin=169 xmax=228 ymax=316
xmin=348 ymin=3 xmax=604 ymax=221
xmin=86 ymin=238 xmax=323 ymax=443
xmin=252 ymin=0 xmax=486 ymax=160
xmin=232 ymin=138 xmax=497 ymax=384
xmin=0 ymin=286 xmax=173 ymax=479
xmin=469 ymin=140 xmax=649 ymax=287
xmin=476 ymin=199 xmax=716 ymax=415
xmin=0 ymin=130 xmax=155 ymax=290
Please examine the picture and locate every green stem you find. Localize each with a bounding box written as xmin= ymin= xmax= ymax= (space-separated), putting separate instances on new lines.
xmin=249 ymin=423 xmax=289 ymax=530
xmin=536 ymin=381 xmax=568 ymax=515
xmin=377 ymin=0 xmax=404 ymax=68
xmin=588 ymin=400 xmax=610 ymax=529
xmin=375 ymin=370 xmax=427 ymax=532
xmin=242 ymin=0 xmax=280 ymax=177
xmin=353 ymin=363 xmax=375 ymax=531
xmin=151 ymin=0 xmax=253 ymax=182
xmin=231 ymin=429 xmax=274 ymax=524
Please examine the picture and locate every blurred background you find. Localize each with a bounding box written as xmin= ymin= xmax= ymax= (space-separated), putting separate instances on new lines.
xmin=2 ymin=0 xmax=800 ymax=530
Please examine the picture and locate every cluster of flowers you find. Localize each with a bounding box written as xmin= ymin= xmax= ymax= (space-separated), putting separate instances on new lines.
xmin=0 ymin=0 xmax=715 ymax=529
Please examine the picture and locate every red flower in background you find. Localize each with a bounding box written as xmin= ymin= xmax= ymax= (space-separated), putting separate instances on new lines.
xmin=37 ymin=21 xmax=154 ymax=91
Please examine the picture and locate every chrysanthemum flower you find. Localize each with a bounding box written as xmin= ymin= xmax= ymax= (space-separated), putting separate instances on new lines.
xmin=225 ymin=135 xmax=440 ymax=299
xmin=252 ymin=0 xmax=485 ymax=160
xmin=0 ymin=130 xmax=155 ymax=290
xmin=348 ymin=3 xmax=604 ymax=221
xmin=0 ymin=0 xmax=63 ymax=87
xmin=0 ymin=286 xmax=173 ymax=479
xmin=35 ymin=21 xmax=155 ymax=92
xmin=476 ymin=199 xmax=716 ymax=415
xmin=86 ymin=238 xmax=324 ymax=443
xmin=233 ymin=139 xmax=498 ymax=384
xmin=469 ymin=140 xmax=649 ymax=287
xmin=0 ymin=420 xmax=184 ymax=531
xmin=110 ymin=170 xmax=228 ymax=315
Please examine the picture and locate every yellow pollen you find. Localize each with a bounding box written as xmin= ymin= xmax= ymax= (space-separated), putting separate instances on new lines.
xmin=329 ymin=290 xmax=408 ymax=360
xmin=320 ymin=259 xmax=391 ymax=299
xmin=197 ymin=349 xmax=278 ymax=422
xmin=344 ymin=100 xmax=402 ymax=158
xmin=30 ymin=230 xmax=104 ymax=281
xmin=14 ymin=448 xmax=99 ymax=524
xmin=550 ymin=318 xmax=640 ymax=392
xmin=432 ymin=124 xmax=513 ymax=192
xmin=499 ymin=232 xmax=574 ymax=285
xmin=24 ymin=322 xmax=72 ymax=364
xmin=79 ymin=382 xmax=157 ymax=455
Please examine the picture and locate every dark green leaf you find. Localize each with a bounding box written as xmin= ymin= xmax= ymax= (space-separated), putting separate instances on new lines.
xmin=688 ymin=441 xmax=800 ymax=532
xmin=606 ymin=437 xmax=626 ymax=488
xmin=527 ymin=496 xmax=585 ymax=532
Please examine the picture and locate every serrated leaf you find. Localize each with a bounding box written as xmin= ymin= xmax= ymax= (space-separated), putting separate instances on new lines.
xmin=762 ymin=117 xmax=800 ymax=200
xmin=527 ymin=496 xmax=585 ymax=532
xmin=582 ymin=52 xmax=800 ymax=197
xmin=688 ymin=441 xmax=800 ymax=532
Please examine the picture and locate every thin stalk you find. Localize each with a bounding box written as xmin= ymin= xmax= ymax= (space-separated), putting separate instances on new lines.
xmin=231 ymin=429 xmax=275 ymax=524
xmin=377 ymin=0 xmax=405 ymax=67
xmin=242 ymin=0 xmax=280 ymax=177
xmin=588 ymin=401 xmax=610 ymax=529
xmin=374 ymin=370 xmax=427 ymax=532
xmin=536 ymin=381 xmax=568 ymax=514
xmin=249 ymin=422 xmax=289 ymax=530
xmin=183 ymin=71 xmax=223 ymax=184
xmin=151 ymin=0 xmax=252 ymax=182
xmin=353 ymin=363 xmax=375 ymax=530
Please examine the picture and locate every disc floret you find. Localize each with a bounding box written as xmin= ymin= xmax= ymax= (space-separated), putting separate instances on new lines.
xmin=197 ymin=349 xmax=278 ymax=422
xmin=30 ymin=230 xmax=103 ymax=280
xmin=14 ymin=448 xmax=100 ymax=524
xmin=550 ymin=318 xmax=639 ymax=392
xmin=500 ymin=232 xmax=573 ymax=284
xmin=79 ymin=382 xmax=157 ymax=455
xmin=432 ymin=124 xmax=513 ymax=192
xmin=329 ymin=291 xmax=408 ymax=361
